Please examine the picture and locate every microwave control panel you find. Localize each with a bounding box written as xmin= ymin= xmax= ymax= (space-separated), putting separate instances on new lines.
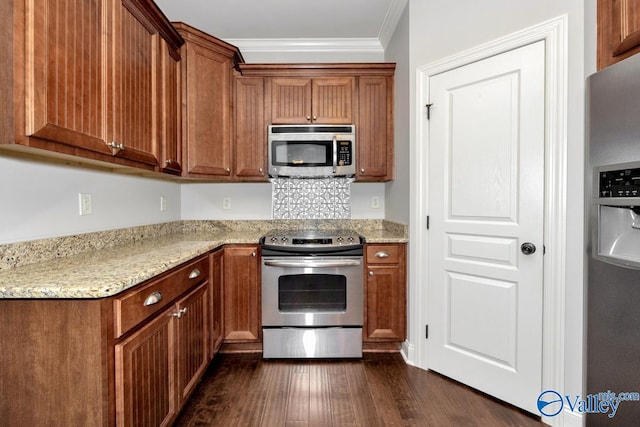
xmin=599 ymin=167 xmax=640 ymax=198
xmin=337 ymin=141 xmax=353 ymax=166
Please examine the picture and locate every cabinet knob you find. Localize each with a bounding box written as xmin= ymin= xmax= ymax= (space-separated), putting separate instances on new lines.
xmin=360 ymin=168 xmax=365 ymax=173
xmin=226 ymin=168 xmax=230 ymax=173
xmin=107 ymin=141 xmax=125 ymax=151
xmin=306 ymin=115 xmax=311 ymax=121
xmin=173 ymin=307 xmax=188 ymax=319
xmin=369 ymin=271 xmax=374 ymax=276
xmin=189 ymin=268 xmax=201 ymax=279
xmin=252 ymin=251 xmax=257 ymax=257
xmin=259 ymin=167 xmax=263 ymax=174
xmin=165 ymin=159 xmax=173 ymax=164
xmin=312 ymin=115 xmax=317 ymax=121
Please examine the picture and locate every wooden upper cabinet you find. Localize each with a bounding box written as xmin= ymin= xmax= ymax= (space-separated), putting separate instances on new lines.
xmin=11 ymin=0 xmax=184 ymax=172
xmin=271 ymin=77 xmax=354 ymax=124
xmin=234 ymin=77 xmax=268 ymax=180
xmin=357 ymin=75 xmax=394 ymax=181
xmin=175 ymin=22 xmax=243 ymax=179
xmin=598 ymin=0 xmax=640 ymax=69
xmin=106 ymin=0 xmax=161 ymax=168
xmin=159 ymin=39 xmax=182 ymax=175
xmin=23 ymin=0 xmax=112 ymax=157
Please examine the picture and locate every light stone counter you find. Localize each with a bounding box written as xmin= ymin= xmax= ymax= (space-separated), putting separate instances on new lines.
xmin=0 ymin=220 xmax=407 ymax=299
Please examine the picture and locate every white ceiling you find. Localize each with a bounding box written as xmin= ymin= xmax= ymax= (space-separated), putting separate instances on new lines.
xmin=155 ymin=0 xmax=407 ymax=50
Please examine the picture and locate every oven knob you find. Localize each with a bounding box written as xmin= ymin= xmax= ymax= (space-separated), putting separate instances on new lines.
xmin=270 ymin=237 xmax=278 ymax=243
xmin=337 ymin=236 xmax=344 ymax=242
xmin=281 ymin=237 xmax=288 ymax=242
xmin=348 ymin=236 xmax=354 ymax=242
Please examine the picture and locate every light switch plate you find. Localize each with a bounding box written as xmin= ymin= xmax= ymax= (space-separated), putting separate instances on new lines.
xmin=79 ymin=193 xmax=92 ymax=216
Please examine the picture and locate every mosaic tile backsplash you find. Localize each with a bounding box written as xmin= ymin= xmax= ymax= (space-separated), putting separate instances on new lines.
xmin=271 ymin=177 xmax=352 ymax=219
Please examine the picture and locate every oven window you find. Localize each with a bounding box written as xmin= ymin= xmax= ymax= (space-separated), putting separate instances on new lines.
xmin=278 ymin=274 xmax=346 ymax=312
xmin=272 ymin=141 xmax=332 ymax=167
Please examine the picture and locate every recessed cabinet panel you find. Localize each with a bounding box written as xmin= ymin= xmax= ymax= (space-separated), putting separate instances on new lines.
xmin=234 ymin=77 xmax=267 ymax=180
xmin=357 ymin=76 xmax=393 ymax=181
xmin=271 ymin=78 xmax=312 ymax=124
xmin=25 ymin=0 xmax=110 ymax=155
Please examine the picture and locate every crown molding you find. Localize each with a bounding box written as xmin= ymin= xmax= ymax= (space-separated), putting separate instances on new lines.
xmin=225 ymin=37 xmax=384 ymax=55
xmin=378 ymin=0 xmax=408 ymax=49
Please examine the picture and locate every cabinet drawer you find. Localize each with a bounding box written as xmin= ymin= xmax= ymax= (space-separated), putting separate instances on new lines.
xmin=114 ymin=256 xmax=209 ymax=338
xmin=366 ymin=245 xmax=400 ymax=264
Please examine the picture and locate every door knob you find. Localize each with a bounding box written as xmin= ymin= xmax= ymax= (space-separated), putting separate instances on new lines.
xmin=521 ymin=242 xmax=536 ymax=255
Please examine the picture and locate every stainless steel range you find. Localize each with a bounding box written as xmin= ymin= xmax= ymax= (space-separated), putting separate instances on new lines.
xmin=260 ymin=229 xmax=364 ymax=359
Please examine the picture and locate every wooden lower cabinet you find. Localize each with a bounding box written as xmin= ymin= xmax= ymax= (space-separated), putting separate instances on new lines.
xmin=115 ymin=275 xmax=209 ymax=426
xmin=223 ymin=245 xmax=261 ymax=342
xmin=363 ymin=243 xmax=407 ymax=342
xmin=209 ymin=249 xmax=224 ymax=356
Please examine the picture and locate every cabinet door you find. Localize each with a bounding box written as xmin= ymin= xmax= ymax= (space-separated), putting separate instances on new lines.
xmin=115 ymin=308 xmax=176 ymax=427
xmin=234 ymin=77 xmax=267 ymax=180
xmin=364 ymin=244 xmax=406 ymax=342
xmin=209 ymin=249 xmax=224 ymax=357
xmin=223 ymin=245 xmax=261 ymax=342
xmin=364 ymin=265 xmax=406 ymax=341
xmin=25 ymin=0 xmax=112 ymax=156
xmin=106 ymin=0 xmax=161 ymax=168
xmin=357 ymin=76 xmax=394 ymax=181
xmin=598 ymin=0 xmax=640 ymax=69
xmin=182 ymin=41 xmax=232 ymax=177
xmin=175 ymin=283 xmax=209 ymax=406
xmin=312 ymin=77 xmax=354 ymax=124
xmin=159 ymin=40 xmax=182 ymax=175
xmin=271 ymin=78 xmax=312 ymax=124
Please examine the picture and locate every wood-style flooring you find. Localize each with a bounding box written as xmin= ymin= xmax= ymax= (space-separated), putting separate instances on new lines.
xmin=174 ymin=353 xmax=546 ymax=426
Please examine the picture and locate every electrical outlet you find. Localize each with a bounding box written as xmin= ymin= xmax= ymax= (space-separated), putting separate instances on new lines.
xmin=371 ymin=196 xmax=380 ymax=209
xmin=160 ymin=196 xmax=168 ymax=211
xmin=223 ymin=197 xmax=232 ymax=210
xmin=79 ymin=193 xmax=92 ymax=216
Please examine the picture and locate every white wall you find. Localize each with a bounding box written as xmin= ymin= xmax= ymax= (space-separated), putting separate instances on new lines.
xmin=407 ymin=0 xmax=587 ymax=421
xmin=384 ymin=3 xmax=410 ymax=225
xmin=180 ymin=181 xmax=385 ymax=220
xmin=0 ymin=156 xmax=181 ymax=244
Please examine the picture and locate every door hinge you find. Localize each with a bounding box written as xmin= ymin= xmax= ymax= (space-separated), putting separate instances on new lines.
xmin=426 ymin=215 xmax=430 ymax=230
xmin=425 ymin=324 xmax=429 ymax=339
xmin=425 ymin=103 xmax=433 ymax=120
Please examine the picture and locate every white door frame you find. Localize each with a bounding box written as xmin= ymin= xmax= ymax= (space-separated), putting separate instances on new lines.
xmin=406 ymin=15 xmax=568 ymax=427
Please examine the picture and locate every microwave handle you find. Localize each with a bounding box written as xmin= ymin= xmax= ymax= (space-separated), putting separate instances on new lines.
xmin=332 ymin=136 xmax=337 ymax=173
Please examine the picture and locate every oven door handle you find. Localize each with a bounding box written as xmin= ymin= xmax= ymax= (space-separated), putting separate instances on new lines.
xmin=264 ymin=259 xmax=362 ymax=268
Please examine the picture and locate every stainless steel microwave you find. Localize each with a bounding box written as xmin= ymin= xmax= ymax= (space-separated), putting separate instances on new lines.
xmin=267 ymin=125 xmax=356 ymax=177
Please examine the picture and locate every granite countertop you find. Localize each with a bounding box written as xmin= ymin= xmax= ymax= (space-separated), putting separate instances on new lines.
xmin=0 ymin=220 xmax=407 ymax=299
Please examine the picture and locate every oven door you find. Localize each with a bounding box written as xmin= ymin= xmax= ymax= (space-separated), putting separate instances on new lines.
xmin=261 ymin=256 xmax=363 ymax=327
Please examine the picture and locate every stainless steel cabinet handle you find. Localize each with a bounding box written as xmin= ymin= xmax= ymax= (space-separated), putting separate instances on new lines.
xmin=107 ymin=141 xmax=125 ymax=151
xmin=189 ymin=268 xmax=201 ymax=279
xmin=173 ymin=307 xmax=187 ymax=319
xmin=375 ymin=251 xmax=391 ymax=258
xmin=264 ymin=259 xmax=361 ymax=268
xmin=143 ymin=291 xmax=162 ymax=306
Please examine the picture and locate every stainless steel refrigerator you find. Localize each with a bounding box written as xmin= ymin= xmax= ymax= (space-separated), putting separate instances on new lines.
xmin=586 ymin=53 xmax=640 ymax=426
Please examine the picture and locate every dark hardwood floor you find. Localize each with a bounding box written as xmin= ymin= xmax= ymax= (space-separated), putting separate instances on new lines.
xmin=174 ymin=353 xmax=546 ymax=426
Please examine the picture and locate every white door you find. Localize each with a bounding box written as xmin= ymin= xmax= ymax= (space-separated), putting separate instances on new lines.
xmin=427 ymin=41 xmax=545 ymax=414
